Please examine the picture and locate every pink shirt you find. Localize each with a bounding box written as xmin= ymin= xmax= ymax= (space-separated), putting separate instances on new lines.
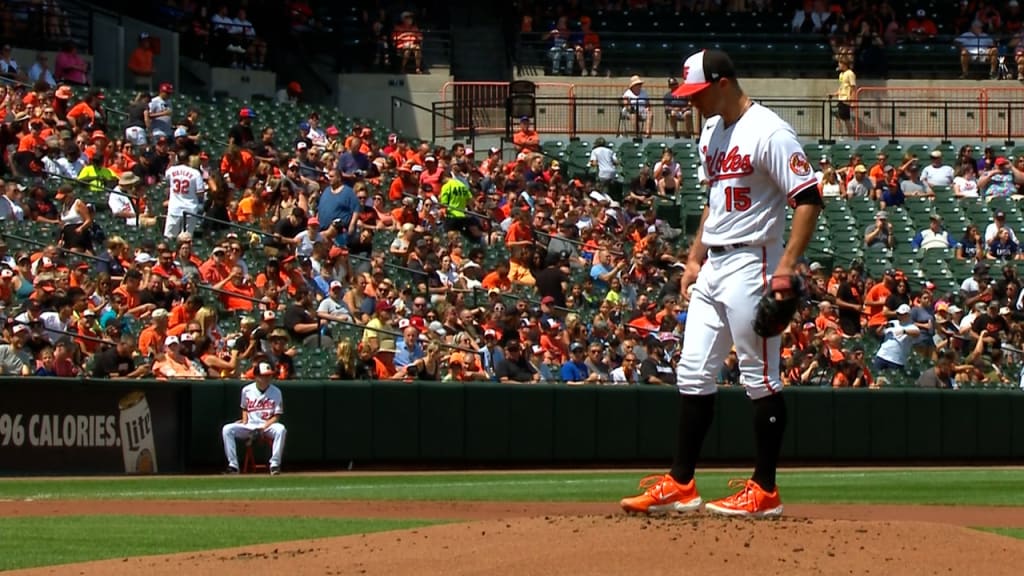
xmin=55 ymin=51 xmax=87 ymax=84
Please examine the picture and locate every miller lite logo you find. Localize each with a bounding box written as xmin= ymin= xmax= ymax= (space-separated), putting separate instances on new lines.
xmin=705 ymin=146 xmax=753 ymax=180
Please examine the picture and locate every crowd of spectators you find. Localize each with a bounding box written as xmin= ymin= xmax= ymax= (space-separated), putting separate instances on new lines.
xmin=3 ymin=0 xmax=1024 ymax=388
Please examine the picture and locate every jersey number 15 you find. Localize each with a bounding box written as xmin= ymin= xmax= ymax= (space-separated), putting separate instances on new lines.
xmin=723 ymin=186 xmax=751 ymax=212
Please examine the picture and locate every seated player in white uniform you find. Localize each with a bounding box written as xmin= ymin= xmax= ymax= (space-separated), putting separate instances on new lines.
xmin=221 ymin=361 xmax=287 ymax=475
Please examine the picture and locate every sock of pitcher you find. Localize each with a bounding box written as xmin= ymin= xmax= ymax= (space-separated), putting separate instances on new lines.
xmin=751 ymin=393 xmax=788 ymax=492
xmin=669 ymin=393 xmax=716 ymax=485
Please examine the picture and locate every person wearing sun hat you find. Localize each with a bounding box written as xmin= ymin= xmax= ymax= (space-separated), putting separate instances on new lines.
xmin=221 ymin=361 xmax=287 ymax=475
xmin=621 ymin=75 xmax=651 ymax=137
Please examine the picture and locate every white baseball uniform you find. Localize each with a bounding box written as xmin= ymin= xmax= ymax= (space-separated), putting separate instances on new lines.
xmin=163 ymin=163 xmax=206 ymax=238
xmin=677 ymin=102 xmax=818 ymax=400
xmin=221 ymin=382 xmax=287 ymax=469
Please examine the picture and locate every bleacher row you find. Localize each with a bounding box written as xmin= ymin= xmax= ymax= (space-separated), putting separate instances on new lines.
xmin=5 ymin=87 xmax=1023 ymax=384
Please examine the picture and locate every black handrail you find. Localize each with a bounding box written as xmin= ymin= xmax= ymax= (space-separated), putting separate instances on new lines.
xmin=11 ymin=317 xmax=110 ymax=347
xmin=0 ymin=231 xmax=105 ymax=263
xmin=182 ymin=211 xmax=272 ymax=240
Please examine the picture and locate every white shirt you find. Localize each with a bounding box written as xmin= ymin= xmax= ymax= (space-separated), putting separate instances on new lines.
xmin=234 ymin=17 xmax=255 ymax=37
xmin=108 ymin=188 xmax=138 ymax=226
xmin=699 ymin=103 xmax=818 ymax=247
xmin=953 ymin=175 xmax=979 ymax=198
xmin=985 ymin=222 xmax=1019 ymax=244
xmin=28 ymin=63 xmax=56 ymax=87
xmin=821 ymin=181 xmax=842 ymax=198
xmin=211 ymin=13 xmax=233 ymax=33
xmin=589 ymin=146 xmax=618 ymax=180
xmin=240 ymin=382 xmax=284 ymax=427
xmin=609 ymin=365 xmax=639 ymax=385
xmin=164 ymin=164 xmax=206 ymax=215
xmin=56 ymin=157 xmax=86 ymax=179
xmin=147 ymin=96 xmax=173 ymax=137
xmin=0 ymin=194 xmax=25 ymax=222
xmin=622 ymin=88 xmax=650 ymax=113
xmin=917 ymin=228 xmax=953 ymax=251
xmin=39 ymin=311 xmax=68 ymax=344
xmin=0 ymin=58 xmax=19 ymax=75
xmin=317 ymin=296 xmax=351 ymax=320
xmin=307 ymin=127 xmax=327 ymax=149
xmin=875 ymin=320 xmax=921 ymax=366
xmin=921 ymin=163 xmax=955 ymax=187
xmin=293 ymin=229 xmax=324 ymax=258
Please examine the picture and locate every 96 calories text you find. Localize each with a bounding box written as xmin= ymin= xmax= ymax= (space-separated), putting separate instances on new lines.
xmin=0 ymin=413 xmax=120 ymax=448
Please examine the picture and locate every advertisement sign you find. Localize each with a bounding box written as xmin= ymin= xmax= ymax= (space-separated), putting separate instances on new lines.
xmin=0 ymin=380 xmax=183 ymax=474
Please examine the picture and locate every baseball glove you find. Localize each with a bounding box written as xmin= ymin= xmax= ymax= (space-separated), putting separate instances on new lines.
xmin=753 ymin=275 xmax=805 ymax=338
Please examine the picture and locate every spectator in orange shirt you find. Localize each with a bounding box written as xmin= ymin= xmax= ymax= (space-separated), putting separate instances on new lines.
xmin=389 ymin=165 xmax=417 ymax=201
xmin=221 ymin=144 xmax=255 ymax=191
xmin=512 ymin=116 xmax=539 ymax=153
xmin=481 ymin=260 xmax=512 ymax=292
xmin=65 ymin=90 xmax=104 ymax=132
xmin=628 ymin=302 xmax=661 ymax=338
xmin=112 ymin=269 xmax=155 ymax=318
xmin=138 ymin=307 xmax=170 ymax=357
xmin=864 ymin=270 xmax=896 ymax=333
xmin=505 ymin=208 xmax=534 ymax=248
xmin=127 ymin=33 xmax=155 ymax=91
xmin=234 ymin=187 xmax=266 ymax=223
xmin=214 ymin=265 xmax=256 ymax=311
xmin=169 ymin=295 xmax=203 ymax=329
xmin=574 ymin=16 xmax=602 ymax=76
xmin=200 ymin=245 xmax=231 ymax=284
xmin=814 ymin=301 xmax=842 ymax=332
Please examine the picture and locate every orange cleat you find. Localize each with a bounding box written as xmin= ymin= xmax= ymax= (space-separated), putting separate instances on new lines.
xmin=704 ymin=479 xmax=783 ymax=518
xmin=620 ymin=473 xmax=702 ymax=515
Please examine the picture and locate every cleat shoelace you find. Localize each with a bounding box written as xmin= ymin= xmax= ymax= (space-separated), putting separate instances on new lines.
xmin=637 ymin=474 xmax=673 ymax=498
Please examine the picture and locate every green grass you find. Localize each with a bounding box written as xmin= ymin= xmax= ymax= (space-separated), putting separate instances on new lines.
xmin=2 ymin=469 xmax=1024 ymax=506
xmin=981 ymin=528 xmax=1024 ymax=539
xmin=0 ymin=515 xmax=436 ymax=571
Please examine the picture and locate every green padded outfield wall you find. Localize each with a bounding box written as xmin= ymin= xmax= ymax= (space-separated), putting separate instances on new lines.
xmin=6 ymin=379 xmax=1024 ymax=474
xmin=184 ymin=381 xmax=1024 ymax=468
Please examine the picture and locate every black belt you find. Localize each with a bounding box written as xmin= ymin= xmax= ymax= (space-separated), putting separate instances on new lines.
xmin=707 ymin=243 xmax=750 ymax=255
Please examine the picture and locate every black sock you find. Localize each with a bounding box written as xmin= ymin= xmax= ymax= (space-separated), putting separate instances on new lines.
xmin=669 ymin=393 xmax=716 ymax=485
xmin=751 ymin=393 xmax=787 ymax=492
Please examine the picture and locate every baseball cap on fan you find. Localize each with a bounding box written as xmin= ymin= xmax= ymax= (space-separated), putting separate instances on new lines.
xmin=672 ymin=49 xmax=737 ymax=98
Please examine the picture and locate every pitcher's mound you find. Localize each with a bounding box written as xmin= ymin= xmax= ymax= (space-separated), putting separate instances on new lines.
xmin=17 ymin=515 xmax=1024 ymax=576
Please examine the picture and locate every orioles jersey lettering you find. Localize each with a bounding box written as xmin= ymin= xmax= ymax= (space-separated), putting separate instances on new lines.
xmin=698 ymin=103 xmax=818 ymax=247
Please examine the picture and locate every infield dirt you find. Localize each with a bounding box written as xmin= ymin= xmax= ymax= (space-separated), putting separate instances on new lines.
xmin=4 ymin=500 xmax=1024 ymax=575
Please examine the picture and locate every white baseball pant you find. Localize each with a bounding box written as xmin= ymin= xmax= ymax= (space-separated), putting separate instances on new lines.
xmin=676 ymin=244 xmax=784 ymax=400
xmin=222 ymin=423 xmax=287 ymax=469
xmin=163 ymin=210 xmax=199 ymax=239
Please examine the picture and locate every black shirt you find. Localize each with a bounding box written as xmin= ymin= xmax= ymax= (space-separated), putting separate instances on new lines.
xmin=836 ymin=281 xmax=862 ymax=335
xmin=126 ymin=102 xmax=147 ymax=129
xmin=228 ymin=123 xmax=255 ymax=148
xmin=534 ymin=265 xmax=567 ymax=307
xmin=283 ymin=302 xmax=316 ymax=340
xmin=630 ymin=176 xmax=657 ymax=196
xmin=640 ymin=357 xmax=674 ymax=384
xmin=253 ymin=139 xmax=279 ymax=160
xmin=495 ymin=355 xmax=536 ymax=382
xmin=96 ymin=250 xmax=126 ymax=278
xmin=91 ymin=346 xmax=135 ymax=378
xmin=269 ymin=218 xmax=304 ymax=251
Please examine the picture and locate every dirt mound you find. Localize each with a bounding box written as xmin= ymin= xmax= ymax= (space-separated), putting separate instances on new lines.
xmin=11 ymin=514 xmax=1024 ymax=576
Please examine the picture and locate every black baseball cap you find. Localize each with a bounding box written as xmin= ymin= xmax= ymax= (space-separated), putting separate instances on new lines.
xmin=672 ymin=49 xmax=737 ymax=98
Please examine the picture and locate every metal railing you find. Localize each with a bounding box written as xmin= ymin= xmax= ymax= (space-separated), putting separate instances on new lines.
xmin=434 ymin=84 xmax=1024 ymax=143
